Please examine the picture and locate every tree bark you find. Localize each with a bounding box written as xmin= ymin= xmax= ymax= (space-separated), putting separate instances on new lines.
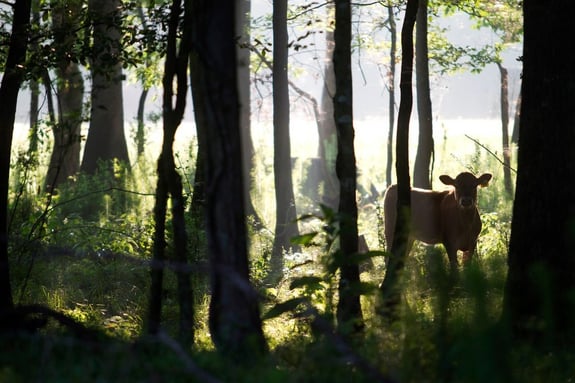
xmin=379 ymin=0 xmax=418 ymax=319
xmin=0 ymin=0 xmax=32 ymax=312
xmin=385 ymin=3 xmax=397 ymax=188
xmin=502 ymin=0 xmax=575 ymax=345
xmin=45 ymin=0 xmax=84 ymax=191
xmin=268 ymin=0 xmax=300 ymax=285
xmin=191 ymin=0 xmax=268 ymax=358
xmin=333 ymin=0 xmax=364 ymax=332
xmin=511 ymin=88 xmax=521 ymax=144
xmin=81 ymin=0 xmax=129 ymax=174
xmin=496 ymin=62 xmax=513 ymax=196
xmin=317 ymin=2 xmax=339 ymax=208
xmin=45 ymin=63 xmax=83 ymax=191
xmin=236 ymin=0 xmax=264 ymax=230
xmin=413 ymin=0 xmax=434 ymax=189
xmin=147 ymin=0 xmax=193 ymax=346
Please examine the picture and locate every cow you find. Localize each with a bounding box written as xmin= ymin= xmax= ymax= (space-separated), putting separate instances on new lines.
xmin=383 ymin=172 xmax=492 ymax=272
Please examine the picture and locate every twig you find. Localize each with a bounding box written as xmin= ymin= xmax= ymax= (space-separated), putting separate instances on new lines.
xmin=465 ymin=134 xmax=517 ymax=173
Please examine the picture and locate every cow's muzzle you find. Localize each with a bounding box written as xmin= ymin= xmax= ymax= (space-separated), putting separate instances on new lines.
xmin=459 ymin=197 xmax=474 ymax=208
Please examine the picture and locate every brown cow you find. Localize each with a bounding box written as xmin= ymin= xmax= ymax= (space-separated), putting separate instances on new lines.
xmin=383 ymin=172 xmax=492 ymax=272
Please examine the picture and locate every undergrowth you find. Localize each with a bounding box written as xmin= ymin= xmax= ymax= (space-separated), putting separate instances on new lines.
xmin=4 ymin=135 xmax=575 ymax=382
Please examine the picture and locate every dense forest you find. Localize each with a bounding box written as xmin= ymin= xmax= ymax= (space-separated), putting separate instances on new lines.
xmin=1 ymin=0 xmax=575 ymax=382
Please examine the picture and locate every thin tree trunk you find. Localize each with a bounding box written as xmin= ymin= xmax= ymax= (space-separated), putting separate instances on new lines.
xmin=136 ymin=88 xmax=148 ymax=159
xmin=136 ymin=6 xmax=150 ymax=159
xmin=318 ymin=2 xmax=339 ymax=208
xmin=379 ymin=0 xmax=418 ymax=319
xmin=269 ymin=0 xmax=300 ymax=284
xmin=497 ymin=62 xmax=513 ymax=196
xmin=413 ymin=0 xmax=433 ymax=189
xmin=28 ymin=4 xmax=40 ymax=158
xmin=0 ymin=0 xmax=32 ymax=312
xmin=511 ymin=87 xmax=521 ymax=144
xmin=189 ymin=50 xmax=207 ymax=221
xmin=236 ymin=0 xmax=264 ymax=230
xmin=147 ymin=0 xmax=193 ymax=346
xmin=45 ymin=0 xmax=83 ymax=191
xmin=45 ymin=62 xmax=83 ymax=191
xmin=333 ymin=0 xmax=364 ymax=332
xmin=386 ymin=2 xmax=397 ymax=188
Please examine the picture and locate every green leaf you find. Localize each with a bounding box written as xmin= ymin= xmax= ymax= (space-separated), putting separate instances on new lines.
xmin=290 ymin=232 xmax=318 ymax=246
xmin=262 ymin=297 xmax=308 ymax=320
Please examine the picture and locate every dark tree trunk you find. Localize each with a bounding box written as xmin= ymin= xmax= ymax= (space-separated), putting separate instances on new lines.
xmin=189 ymin=50 xmax=208 ymax=221
xmin=379 ymin=0 xmax=418 ymax=319
xmin=236 ymin=0 xmax=264 ymax=230
xmin=496 ymin=62 xmax=513 ymax=196
xmin=317 ymin=2 xmax=339 ymax=208
xmin=511 ymin=87 xmax=521 ymax=144
xmin=45 ymin=1 xmax=84 ymax=191
xmin=268 ymin=0 xmax=300 ymax=285
xmin=385 ymin=3 xmax=397 ymax=188
xmin=333 ymin=0 xmax=364 ymax=332
xmin=502 ymin=0 xmax=575 ymax=346
xmin=45 ymin=62 xmax=83 ymax=191
xmin=147 ymin=0 xmax=193 ymax=346
xmin=0 ymin=0 xmax=32 ymax=312
xmin=191 ymin=0 xmax=268 ymax=359
xmin=28 ymin=5 xmax=40 ymax=158
xmin=136 ymin=88 xmax=148 ymax=159
xmin=135 ymin=6 xmax=150 ymax=159
xmin=81 ymin=0 xmax=129 ymax=174
xmin=413 ymin=0 xmax=433 ymax=189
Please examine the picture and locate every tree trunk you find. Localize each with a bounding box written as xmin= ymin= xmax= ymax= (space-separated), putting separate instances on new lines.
xmin=268 ymin=0 xmax=300 ymax=285
xmin=136 ymin=88 xmax=148 ymax=159
xmin=147 ymin=0 xmax=193 ymax=346
xmin=45 ymin=62 xmax=83 ymax=191
xmin=502 ymin=0 xmax=575 ymax=345
xmin=496 ymin=62 xmax=513 ymax=196
xmin=135 ymin=6 xmax=150 ymax=160
xmin=385 ymin=3 xmax=397 ymax=188
xmin=45 ymin=0 xmax=84 ymax=191
xmin=317 ymin=2 xmax=339 ymax=208
xmin=0 ymin=0 xmax=32 ymax=312
xmin=236 ymin=0 xmax=264 ymax=230
xmin=81 ymin=0 xmax=129 ymax=174
xmin=189 ymin=50 xmax=208 ymax=221
xmin=413 ymin=0 xmax=433 ymax=189
xmin=333 ymin=0 xmax=364 ymax=332
xmin=511 ymin=87 xmax=521 ymax=144
xmin=379 ymin=0 xmax=418 ymax=319
xmin=191 ymin=0 xmax=268 ymax=359
xmin=28 ymin=6 xmax=40 ymax=158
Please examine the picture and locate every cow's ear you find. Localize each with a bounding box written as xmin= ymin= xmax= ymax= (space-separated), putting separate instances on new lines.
xmin=477 ymin=173 xmax=492 ymax=187
xmin=439 ymin=175 xmax=455 ymax=185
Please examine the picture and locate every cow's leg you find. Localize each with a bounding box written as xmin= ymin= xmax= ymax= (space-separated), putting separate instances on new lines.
xmin=462 ymin=242 xmax=477 ymax=265
xmin=444 ymin=244 xmax=459 ymax=276
xmin=462 ymin=250 xmax=472 ymax=264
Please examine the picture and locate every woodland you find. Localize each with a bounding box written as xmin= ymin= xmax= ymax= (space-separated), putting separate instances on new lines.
xmin=1 ymin=0 xmax=575 ymax=382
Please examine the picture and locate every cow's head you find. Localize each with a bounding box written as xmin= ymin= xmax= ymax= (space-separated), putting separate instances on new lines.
xmin=439 ymin=172 xmax=492 ymax=209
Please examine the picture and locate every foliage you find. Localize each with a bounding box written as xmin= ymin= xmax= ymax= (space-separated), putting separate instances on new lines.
xmin=6 ymin=123 xmax=575 ymax=382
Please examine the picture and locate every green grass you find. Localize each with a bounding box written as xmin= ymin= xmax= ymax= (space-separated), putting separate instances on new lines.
xmin=4 ymin=119 xmax=574 ymax=382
